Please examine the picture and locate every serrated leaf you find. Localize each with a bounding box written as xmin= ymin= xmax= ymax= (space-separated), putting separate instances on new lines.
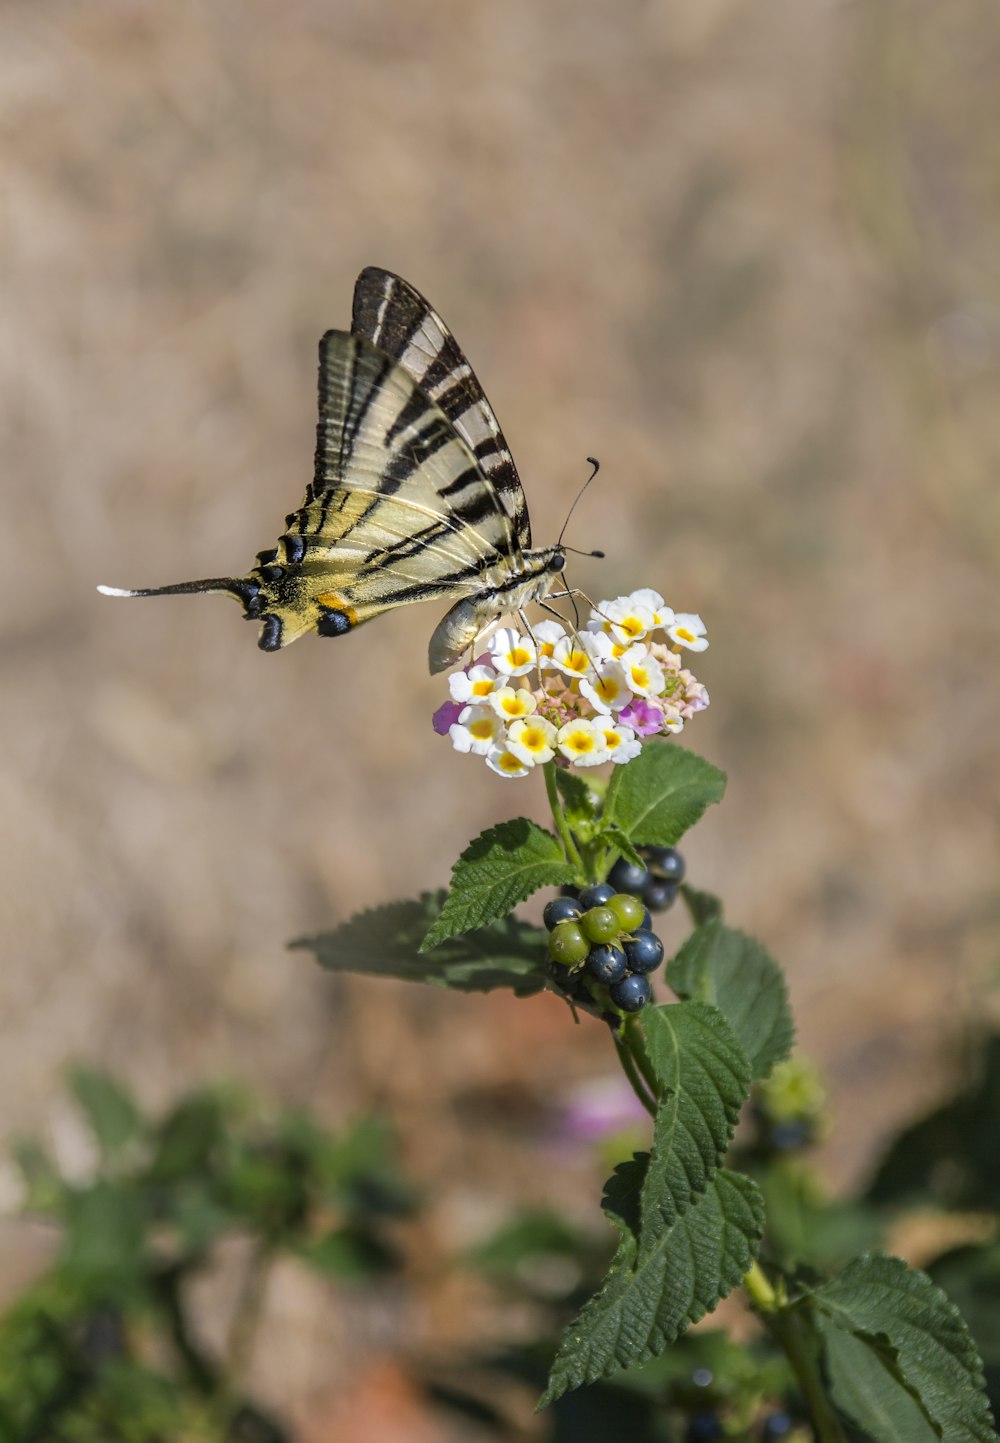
xmin=811 ymin=1252 xmax=996 ymax=1443
xmin=293 ymin=892 xmax=548 ymax=996
xmin=666 ymin=921 xmax=793 ymax=1080
xmin=822 ymin=1325 xmax=940 ymax=1441
xmin=555 ymin=768 xmax=598 ymax=825
xmin=637 ymin=1004 xmax=751 ymax=1242
xmin=420 ymin=819 xmax=576 ymax=950
xmin=540 ymin=1168 xmax=763 ymax=1406
xmin=604 ymin=743 xmax=725 ymax=847
xmin=69 ymin=1069 xmax=141 ymax=1157
xmin=681 ymin=885 xmax=723 ymax=925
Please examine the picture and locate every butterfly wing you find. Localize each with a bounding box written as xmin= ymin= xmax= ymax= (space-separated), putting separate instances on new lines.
xmin=352 ymin=267 xmax=532 ymax=551
xmin=262 ymin=329 xmax=518 ymax=649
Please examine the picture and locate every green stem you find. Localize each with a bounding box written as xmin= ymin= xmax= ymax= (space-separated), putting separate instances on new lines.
xmin=747 ymin=1267 xmax=849 ymax=1443
xmin=614 ymin=1031 xmax=657 ymax=1117
xmin=543 ymin=762 xmax=584 ymax=874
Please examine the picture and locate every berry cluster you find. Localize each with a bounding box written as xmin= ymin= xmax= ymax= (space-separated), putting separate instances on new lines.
xmin=607 ymin=844 xmax=686 ymax=913
xmin=544 ymin=882 xmax=664 ymax=1015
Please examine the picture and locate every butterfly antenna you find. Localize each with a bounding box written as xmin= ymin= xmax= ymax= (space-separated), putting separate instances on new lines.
xmin=97 ymin=577 xmax=258 ymax=605
xmin=557 ymin=456 xmax=602 ymax=549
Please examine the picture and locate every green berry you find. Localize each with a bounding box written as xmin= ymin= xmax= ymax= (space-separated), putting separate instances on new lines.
xmin=606 ymin=892 xmax=645 ymax=932
xmin=548 ymin=920 xmax=589 ymax=967
xmin=580 ymin=906 xmax=620 ymax=945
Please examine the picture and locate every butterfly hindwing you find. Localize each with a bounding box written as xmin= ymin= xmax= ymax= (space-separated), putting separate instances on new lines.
xmin=352 ymin=267 xmax=532 ymax=551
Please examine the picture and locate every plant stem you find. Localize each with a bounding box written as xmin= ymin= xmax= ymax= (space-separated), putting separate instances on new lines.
xmin=543 ymin=762 xmax=584 ymax=874
xmin=225 ymin=1238 xmax=274 ymax=1388
xmin=746 ymin=1265 xmax=849 ymax=1443
xmin=614 ymin=1031 xmax=657 ymax=1117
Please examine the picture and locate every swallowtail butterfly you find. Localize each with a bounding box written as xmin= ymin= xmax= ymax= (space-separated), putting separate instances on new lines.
xmin=100 ymin=267 xmax=567 ymax=673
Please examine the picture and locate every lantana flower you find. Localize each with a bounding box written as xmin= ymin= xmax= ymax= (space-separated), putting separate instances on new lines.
xmin=433 ymin=587 xmax=710 ymax=778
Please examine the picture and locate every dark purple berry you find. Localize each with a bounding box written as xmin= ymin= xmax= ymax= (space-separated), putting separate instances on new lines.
xmin=646 ymin=846 xmax=686 ymax=883
xmin=769 ymin=1121 xmax=812 ymax=1152
xmin=610 ymin=974 xmax=651 ymax=1012
xmin=607 ymin=857 xmax=652 ymax=895
xmin=641 ymin=907 xmax=653 ymax=931
xmin=624 ymin=930 xmax=664 ymax=974
xmin=578 ymin=882 xmax=616 ymax=909
xmin=543 ymin=896 xmax=583 ymax=931
xmin=685 ymin=1414 xmax=724 ymax=1443
xmin=586 ymin=943 xmax=628 ymax=984
xmin=644 ymin=879 xmax=679 ymax=912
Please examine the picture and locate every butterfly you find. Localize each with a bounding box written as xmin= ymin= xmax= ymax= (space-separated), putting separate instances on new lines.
xmin=99 ymin=267 xmax=570 ymax=674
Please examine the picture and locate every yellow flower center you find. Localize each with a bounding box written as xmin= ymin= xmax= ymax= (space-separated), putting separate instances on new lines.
xmin=522 ymin=727 xmax=547 ymax=752
xmin=472 ymin=679 xmax=494 ymax=696
xmin=503 ymin=696 xmax=530 ymax=717
xmin=566 ymin=650 xmax=589 ymax=675
xmin=470 ymin=719 xmax=494 ymax=740
xmin=675 ymin=628 xmax=695 ymax=644
xmin=597 ymin=678 xmax=618 ymax=702
xmin=620 ymin=615 xmax=644 ymax=639
xmin=604 ymin=731 xmax=620 ymax=749
xmin=508 ymin=647 xmax=533 ymax=668
xmin=567 ymin=731 xmax=594 ymax=754
xmin=540 ymin=642 xmax=555 ymax=657
xmin=630 ymin=666 xmax=649 ymax=689
xmin=498 ymin=751 xmax=523 ymax=773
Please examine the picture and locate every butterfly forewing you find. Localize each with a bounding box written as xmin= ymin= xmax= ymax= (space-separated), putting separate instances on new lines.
xmin=352 ymin=267 xmax=532 ymax=551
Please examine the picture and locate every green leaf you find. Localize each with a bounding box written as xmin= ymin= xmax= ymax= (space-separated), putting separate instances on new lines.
xmin=598 ymin=826 xmax=647 ymax=871
xmin=148 ymin=1092 xmax=225 ymax=1182
xmin=293 ymin=892 xmax=548 ymax=996
xmin=555 ymin=768 xmax=598 ymax=825
xmin=69 ymin=1069 xmax=141 ymax=1157
xmin=637 ymin=1004 xmax=751 ymax=1240
xmin=420 ymin=819 xmax=576 ymax=950
xmin=298 ymin=1225 xmax=398 ymax=1280
xmin=540 ymin=1167 xmax=763 ymax=1406
xmin=666 ymin=921 xmax=794 ymax=1080
xmin=681 ymin=884 xmax=723 ymax=925
xmin=62 ymin=1180 xmax=146 ymax=1288
xmin=604 ymin=743 xmax=725 ymax=847
xmin=810 ymin=1252 xmax=996 ymax=1443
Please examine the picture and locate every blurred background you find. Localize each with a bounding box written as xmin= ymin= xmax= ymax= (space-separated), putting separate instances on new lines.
xmin=2 ymin=0 xmax=999 ymax=1436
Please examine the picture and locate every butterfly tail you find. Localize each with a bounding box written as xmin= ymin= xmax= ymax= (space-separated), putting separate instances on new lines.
xmin=97 ymin=577 xmax=259 ymax=605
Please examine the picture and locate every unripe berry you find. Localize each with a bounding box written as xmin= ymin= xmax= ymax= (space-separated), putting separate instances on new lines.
xmin=586 ymin=943 xmax=628 ymax=984
xmin=543 ymin=896 xmax=583 ymax=931
xmin=606 ymin=892 xmax=646 ymax=932
xmin=624 ymin=930 xmax=664 ymax=975
xmin=580 ymin=906 xmax=620 ymax=945
xmin=548 ymin=921 xmax=589 ymax=967
xmin=610 ymin=974 xmax=652 ymax=1012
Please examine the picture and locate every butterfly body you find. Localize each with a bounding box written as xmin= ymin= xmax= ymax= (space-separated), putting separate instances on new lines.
xmin=99 ymin=269 xmax=565 ymax=674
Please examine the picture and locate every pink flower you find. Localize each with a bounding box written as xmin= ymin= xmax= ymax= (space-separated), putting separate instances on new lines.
xmin=432 ymin=700 xmax=463 ymax=736
xmin=618 ymin=698 xmax=663 ymax=736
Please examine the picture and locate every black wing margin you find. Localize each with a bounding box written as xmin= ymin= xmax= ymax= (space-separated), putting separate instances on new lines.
xmin=351 ymin=266 xmax=531 ymax=550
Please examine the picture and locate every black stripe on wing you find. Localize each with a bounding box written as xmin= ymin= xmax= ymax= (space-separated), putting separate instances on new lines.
xmin=351 ymin=266 xmax=532 ymax=550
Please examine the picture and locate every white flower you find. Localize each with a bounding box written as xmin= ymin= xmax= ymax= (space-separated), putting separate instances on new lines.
xmin=579 ymin=660 xmax=633 ymax=715
xmin=551 ymin=634 xmax=596 ymax=681
xmin=667 ymin=613 xmax=709 ymax=652
xmin=556 ymin=717 xmax=609 ymax=767
xmin=449 ymin=705 xmax=503 ymax=755
xmin=488 ymin=627 xmax=537 ymax=676
xmin=449 ymin=663 xmax=500 ymax=704
xmin=619 ymin=644 xmax=666 ymax=699
xmin=485 ymin=744 xmax=533 ymax=778
xmin=507 ymin=716 xmax=557 ymax=765
xmin=489 ymin=685 xmax=537 ymax=722
xmin=627 ymin=588 xmax=674 ymax=632
xmin=596 ymin=719 xmax=642 ymax=764
xmin=600 ymin=596 xmax=657 ymax=646
xmin=533 ymin=619 xmax=567 ymax=669
xmin=659 ymin=704 xmax=685 ymax=734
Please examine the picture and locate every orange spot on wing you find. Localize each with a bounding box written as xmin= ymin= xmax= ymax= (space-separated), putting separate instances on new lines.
xmin=316 ymin=591 xmax=359 ymax=626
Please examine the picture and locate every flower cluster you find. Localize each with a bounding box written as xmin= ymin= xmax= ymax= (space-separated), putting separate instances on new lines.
xmin=432 ymin=588 xmax=709 ymax=779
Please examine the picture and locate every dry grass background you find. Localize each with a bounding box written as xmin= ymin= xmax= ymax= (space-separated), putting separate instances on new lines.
xmin=2 ymin=0 xmax=1000 ymax=1436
